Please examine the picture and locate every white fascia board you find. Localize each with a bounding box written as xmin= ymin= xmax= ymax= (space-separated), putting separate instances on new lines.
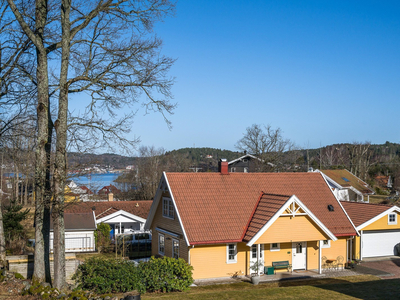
xmin=96 ymin=210 xmax=146 ymax=224
xmin=246 ymin=195 xmax=337 ymax=247
xmin=319 ymin=172 xmax=359 ymax=236
xmin=163 ymin=172 xmax=190 ymax=247
xmin=356 ymin=206 xmax=400 ymax=231
xmin=317 ymin=170 xmax=343 ymax=189
xmin=144 ymin=173 xmax=166 ymax=230
xmin=228 ymin=154 xmax=261 ymax=165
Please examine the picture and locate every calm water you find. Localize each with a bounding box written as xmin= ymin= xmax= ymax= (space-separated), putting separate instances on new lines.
xmin=69 ymin=173 xmax=121 ymax=192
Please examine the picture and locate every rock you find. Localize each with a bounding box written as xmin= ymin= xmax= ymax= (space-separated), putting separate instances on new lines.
xmin=104 ymin=296 xmax=111 ymax=300
xmin=41 ymin=282 xmax=51 ymax=288
xmin=57 ymin=293 xmax=67 ymax=299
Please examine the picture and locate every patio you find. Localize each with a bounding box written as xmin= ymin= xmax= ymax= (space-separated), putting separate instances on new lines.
xmin=193 ymin=268 xmax=361 ymax=286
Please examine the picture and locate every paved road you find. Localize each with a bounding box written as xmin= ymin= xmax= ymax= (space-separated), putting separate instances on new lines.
xmin=358 ymin=258 xmax=400 ymax=279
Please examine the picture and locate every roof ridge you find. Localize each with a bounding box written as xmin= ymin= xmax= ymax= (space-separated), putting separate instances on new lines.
xmin=262 ymin=193 xmax=292 ymax=198
xmin=241 ymin=192 xmax=265 ymax=241
xmin=340 ymin=200 xmax=393 ymax=208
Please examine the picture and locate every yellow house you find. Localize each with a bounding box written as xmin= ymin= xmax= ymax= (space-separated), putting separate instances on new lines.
xmin=145 ymin=161 xmax=358 ymax=280
xmin=341 ymin=201 xmax=400 ymax=260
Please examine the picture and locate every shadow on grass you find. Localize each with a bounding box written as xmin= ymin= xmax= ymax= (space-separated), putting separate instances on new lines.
xmin=313 ymin=278 xmax=400 ymax=299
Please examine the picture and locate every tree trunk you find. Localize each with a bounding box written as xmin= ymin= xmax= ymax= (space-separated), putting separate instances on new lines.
xmin=52 ymin=0 xmax=70 ymax=289
xmin=0 ymin=199 xmax=6 ymax=267
xmin=33 ymin=0 xmax=52 ymax=283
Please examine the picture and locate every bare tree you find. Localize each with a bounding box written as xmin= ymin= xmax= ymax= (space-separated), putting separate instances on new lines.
xmin=236 ymin=124 xmax=294 ymax=171
xmin=348 ymin=142 xmax=374 ymax=181
xmin=6 ymin=0 xmax=176 ymax=288
xmin=135 ymin=146 xmax=165 ymax=200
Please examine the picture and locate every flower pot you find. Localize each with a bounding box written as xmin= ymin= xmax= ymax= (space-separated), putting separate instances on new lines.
xmin=251 ymin=275 xmax=260 ymax=285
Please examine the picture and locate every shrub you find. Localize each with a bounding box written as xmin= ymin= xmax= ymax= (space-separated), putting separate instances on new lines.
xmin=72 ymin=257 xmax=144 ymax=294
xmin=94 ymin=223 xmax=111 ymax=253
xmin=73 ymin=256 xmax=194 ymax=294
xmin=138 ymin=256 xmax=194 ymax=293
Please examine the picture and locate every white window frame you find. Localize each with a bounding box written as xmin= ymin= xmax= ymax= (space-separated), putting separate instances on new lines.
xmin=388 ymin=213 xmax=397 ymax=225
xmin=321 ymin=240 xmax=331 ymax=248
xmin=172 ymin=239 xmax=179 ymax=259
xmin=230 ymin=167 xmax=236 ymax=172
xmin=244 ymin=167 xmax=249 ymax=173
xmin=270 ymin=243 xmax=280 ymax=252
xmin=226 ymin=243 xmax=237 ymax=264
xmin=162 ymin=197 xmax=174 ymax=219
xmin=158 ymin=233 xmax=165 ymax=255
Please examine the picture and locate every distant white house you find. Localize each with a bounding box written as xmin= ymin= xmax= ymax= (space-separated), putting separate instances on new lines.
xmin=50 ymin=212 xmax=96 ymax=253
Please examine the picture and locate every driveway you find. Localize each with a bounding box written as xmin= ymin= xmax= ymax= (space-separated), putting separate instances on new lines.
xmin=357 ymin=257 xmax=400 ymax=279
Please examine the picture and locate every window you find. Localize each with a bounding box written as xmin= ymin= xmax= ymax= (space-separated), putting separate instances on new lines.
xmin=321 ymin=240 xmax=331 ymax=248
xmin=251 ymin=245 xmax=263 ymax=258
xmin=162 ymin=197 xmax=174 ymax=219
xmin=173 ymin=239 xmax=179 ymax=259
xmin=230 ymin=167 xmax=236 ymax=172
xmin=226 ymin=243 xmax=237 ymax=263
xmin=388 ymin=213 xmax=397 ymax=225
xmin=158 ymin=234 xmax=165 ymax=255
xmin=244 ymin=167 xmax=249 ymax=173
xmin=270 ymin=243 xmax=280 ymax=251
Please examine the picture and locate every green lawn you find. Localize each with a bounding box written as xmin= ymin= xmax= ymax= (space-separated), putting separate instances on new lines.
xmin=141 ymin=275 xmax=400 ymax=300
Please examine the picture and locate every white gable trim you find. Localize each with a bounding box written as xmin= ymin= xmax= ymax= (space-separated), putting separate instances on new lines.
xmin=144 ymin=172 xmax=190 ymax=246
xmin=246 ymin=195 xmax=337 ymax=247
xmin=144 ymin=173 xmax=167 ymax=229
xmin=96 ymin=209 xmax=146 ymax=224
xmin=356 ymin=206 xmax=400 ymax=230
xmin=228 ymin=154 xmax=261 ymax=165
xmin=317 ymin=170 xmax=344 ymax=190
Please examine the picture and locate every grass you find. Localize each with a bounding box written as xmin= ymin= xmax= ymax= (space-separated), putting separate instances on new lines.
xmin=75 ymin=252 xmax=116 ymax=261
xmin=141 ymin=275 xmax=400 ymax=300
xmin=368 ymin=195 xmax=388 ymax=204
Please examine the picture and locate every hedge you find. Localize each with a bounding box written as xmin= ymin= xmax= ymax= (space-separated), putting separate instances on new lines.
xmin=73 ymin=256 xmax=193 ymax=294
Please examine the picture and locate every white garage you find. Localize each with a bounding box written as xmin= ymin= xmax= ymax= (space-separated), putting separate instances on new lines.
xmin=362 ymin=230 xmax=400 ymax=258
xmin=50 ymin=212 xmax=96 ymax=253
xmin=341 ymin=201 xmax=400 ymax=260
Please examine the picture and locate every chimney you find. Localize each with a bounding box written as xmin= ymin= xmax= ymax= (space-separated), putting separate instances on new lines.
xmin=218 ymin=158 xmax=229 ymax=175
xmin=108 ymin=192 xmax=114 ymax=202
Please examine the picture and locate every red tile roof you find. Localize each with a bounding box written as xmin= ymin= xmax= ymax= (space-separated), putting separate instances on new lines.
xmin=64 ymin=200 xmax=153 ymax=219
xmin=321 ymin=169 xmax=374 ymax=194
xmin=165 ymin=172 xmax=356 ymax=245
xmin=243 ymin=193 xmax=290 ymax=242
xmin=340 ymin=201 xmax=392 ymax=227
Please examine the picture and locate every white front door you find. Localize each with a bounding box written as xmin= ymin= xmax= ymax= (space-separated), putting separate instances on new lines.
xmin=250 ymin=244 xmax=264 ymax=274
xmin=292 ymin=242 xmax=307 ymax=270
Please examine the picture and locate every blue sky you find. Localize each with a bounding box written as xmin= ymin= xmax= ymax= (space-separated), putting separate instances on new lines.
xmin=83 ymin=1 xmax=400 ymax=153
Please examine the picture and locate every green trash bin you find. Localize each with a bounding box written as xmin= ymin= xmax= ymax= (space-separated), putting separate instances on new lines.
xmin=264 ymin=266 xmax=274 ymax=275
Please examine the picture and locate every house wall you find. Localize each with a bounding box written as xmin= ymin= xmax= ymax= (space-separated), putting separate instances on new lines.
xmin=322 ymin=237 xmax=347 ymax=261
xmin=362 ymin=211 xmax=400 ymax=231
xmin=150 ymin=191 xmax=188 ymax=261
xmin=263 ymin=242 xmax=292 ymax=269
xmin=255 ymin=216 xmax=328 ymax=244
xmin=190 ymin=243 xmax=249 ymax=279
xmin=353 ymin=236 xmax=361 ymax=260
xmin=307 ymin=241 xmax=319 ymax=270
xmin=50 ymin=230 xmax=95 ymax=252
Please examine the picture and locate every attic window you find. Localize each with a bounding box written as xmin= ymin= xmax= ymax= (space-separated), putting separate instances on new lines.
xmin=327 ymin=205 xmax=334 ymax=212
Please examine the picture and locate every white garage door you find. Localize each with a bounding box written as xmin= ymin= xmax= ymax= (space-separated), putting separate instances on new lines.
xmin=363 ymin=230 xmax=400 ymax=258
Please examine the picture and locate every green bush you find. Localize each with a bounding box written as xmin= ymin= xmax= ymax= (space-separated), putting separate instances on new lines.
xmin=138 ymin=256 xmax=193 ymax=292
xmin=73 ymin=257 xmax=143 ymax=294
xmin=94 ymin=223 xmax=111 ymax=253
xmin=73 ymin=256 xmax=193 ymax=294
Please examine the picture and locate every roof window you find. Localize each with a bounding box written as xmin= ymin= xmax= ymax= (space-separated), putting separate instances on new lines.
xmin=327 ymin=205 xmax=334 ymax=212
